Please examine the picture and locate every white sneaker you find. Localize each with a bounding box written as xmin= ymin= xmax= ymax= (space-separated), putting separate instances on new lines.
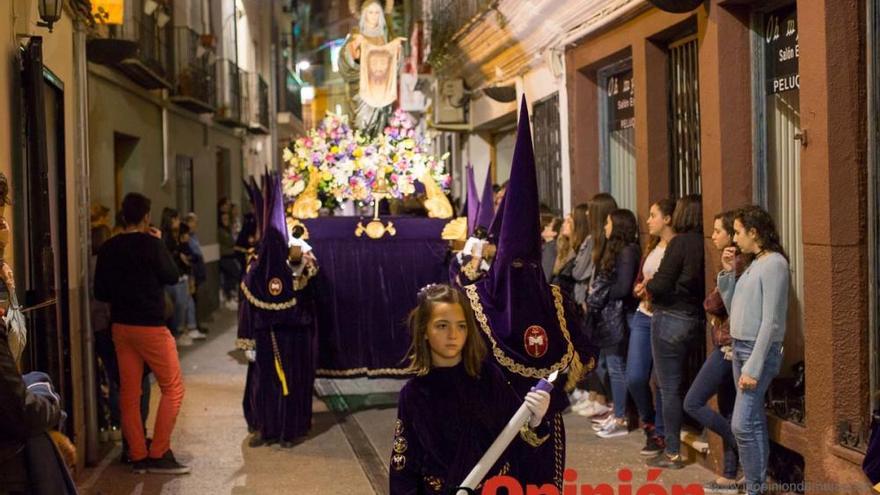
xmin=591 ymin=414 xmax=615 ymax=431
xmin=596 ymin=418 xmax=629 ymax=439
xmin=177 ymin=334 xmax=193 ymax=347
xmin=578 ymin=402 xmax=611 ymax=418
xmin=188 ymin=329 xmax=207 ymax=340
xmin=570 ymin=389 xmax=588 ymax=403
xmin=571 ymin=398 xmax=595 ymax=412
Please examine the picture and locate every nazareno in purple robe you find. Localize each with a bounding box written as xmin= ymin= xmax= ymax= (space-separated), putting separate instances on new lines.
xmin=238 ymin=177 xmax=263 ymax=433
xmin=240 ymin=172 xmax=319 ymax=443
xmin=389 ymin=361 xmax=551 ymax=495
xmin=465 ymin=98 xmax=598 ymax=489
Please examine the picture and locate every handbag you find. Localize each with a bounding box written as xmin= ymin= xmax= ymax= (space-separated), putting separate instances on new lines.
xmin=584 ymin=271 xmax=626 ymax=348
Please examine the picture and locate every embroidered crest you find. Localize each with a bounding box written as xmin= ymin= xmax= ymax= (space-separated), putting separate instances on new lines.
xmin=391 ymin=454 xmax=406 ymax=471
xmin=394 ymin=419 xmax=404 ymax=437
xmin=425 ymin=476 xmax=443 ymax=492
xmin=524 ymin=325 xmax=549 ymax=358
xmin=393 ymin=436 xmax=408 ymax=454
xmin=268 ymin=277 xmax=283 ymax=296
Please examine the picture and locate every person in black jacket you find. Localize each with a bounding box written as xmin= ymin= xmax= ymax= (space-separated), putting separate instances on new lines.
xmin=94 ymin=193 xmax=190 ymax=475
xmin=0 ymin=323 xmax=69 ymax=493
xmin=644 ymin=194 xmax=705 ymax=469
xmin=587 ymin=209 xmax=640 ymax=439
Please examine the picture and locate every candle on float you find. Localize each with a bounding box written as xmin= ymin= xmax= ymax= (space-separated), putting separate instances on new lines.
xmin=456 ymin=370 xmax=558 ymax=494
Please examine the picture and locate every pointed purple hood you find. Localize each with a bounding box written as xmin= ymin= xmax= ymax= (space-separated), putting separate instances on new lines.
xmin=243 ymin=172 xmax=311 ymax=329
xmin=466 ymin=164 xmax=479 ymax=235
xmin=469 ymin=97 xmax=595 ymax=404
xmin=474 ymin=165 xmax=495 ymax=232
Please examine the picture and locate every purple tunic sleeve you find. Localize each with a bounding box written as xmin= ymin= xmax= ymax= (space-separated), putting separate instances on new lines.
xmin=389 ymin=385 xmax=422 ymax=495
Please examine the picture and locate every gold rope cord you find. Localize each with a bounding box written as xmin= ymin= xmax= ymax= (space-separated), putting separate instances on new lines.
xmin=271 ymin=331 xmax=290 ymax=396
xmin=240 ymin=281 xmax=298 ymax=311
xmin=464 ymin=284 xmax=580 ymax=380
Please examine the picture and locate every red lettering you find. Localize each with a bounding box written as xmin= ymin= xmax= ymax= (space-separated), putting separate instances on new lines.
xmin=526 ymin=484 xmax=560 ymax=495
xmin=482 ymin=476 xmax=523 ymax=495
xmin=580 ymin=485 xmax=614 ymax=495
xmin=671 ymin=485 xmax=704 ymax=495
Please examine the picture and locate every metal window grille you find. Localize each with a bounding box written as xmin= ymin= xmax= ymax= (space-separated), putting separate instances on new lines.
xmin=533 ymin=93 xmax=563 ymax=214
xmin=176 ymin=156 xmax=194 ymax=216
xmin=668 ymin=35 xmax=702 ymax=197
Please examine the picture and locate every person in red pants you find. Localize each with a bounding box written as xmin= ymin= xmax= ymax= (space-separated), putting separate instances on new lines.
xmin=94 ymin=193 xmax=189 ymax=475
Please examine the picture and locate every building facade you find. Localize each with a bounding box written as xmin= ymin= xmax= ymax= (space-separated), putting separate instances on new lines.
xmin=566 ymin=0 xmax=870 ymax=491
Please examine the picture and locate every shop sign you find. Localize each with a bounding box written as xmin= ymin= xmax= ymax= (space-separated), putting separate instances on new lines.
xmin=765 ymin=5 xmax=799 ymax=94
xmin=608 ymin=69 xmax=634 ymax=131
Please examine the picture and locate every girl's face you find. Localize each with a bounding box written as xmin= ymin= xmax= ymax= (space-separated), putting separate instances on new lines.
xmin=711 ymin=218 xmax=732 ymax=251
xmin=426 ymin=302 xmax=467 ymax=367
xmin=560 ymin=215 xmax=573 ymax=237
xmin=220 ymin=213 xmax=230 ymax=227
xmin=733 ymin=219 xmax=760 ymax=254
xmin=171 ymin=217 xmax=181 ymax=230
xmin=646 ymin=204 xmax=670 ymax=237
xmin=603 ymin=215 xmax=613 ymax=240
xmin=541 ymin=222 xmax=558 ymax=243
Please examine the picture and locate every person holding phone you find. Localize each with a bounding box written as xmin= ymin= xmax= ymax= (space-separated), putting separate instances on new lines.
xmin=94 ymin=193 xmax=190 ymax=475
xmin=685 ymin=211 xmax=746 ymax=494
xmin=718 ymin=205 xmax=789 ymax=495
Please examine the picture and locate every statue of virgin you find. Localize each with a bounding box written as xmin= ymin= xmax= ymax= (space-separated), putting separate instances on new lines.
xmin=340 ymin=0 xmax=406 ymax=137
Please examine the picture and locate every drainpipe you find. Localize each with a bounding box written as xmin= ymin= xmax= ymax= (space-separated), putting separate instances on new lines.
xmin=73 ymin=16 xmax=99 ymax=465
xmin=161 ymin=93 xmax=170 ymax=186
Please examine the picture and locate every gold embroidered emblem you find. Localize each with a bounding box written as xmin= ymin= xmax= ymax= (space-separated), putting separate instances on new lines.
xmin=391 ymin=454 xmax=406 ymax=471
xmin=393 ymin=436 xmax=408 ymax=454
xmin=394 ymin=419 xmax=404 ymax=437
xmin=425 ymin=476 xmax=443 ymax=492
xmin=268 ymin=277 xmax=283 ymax=296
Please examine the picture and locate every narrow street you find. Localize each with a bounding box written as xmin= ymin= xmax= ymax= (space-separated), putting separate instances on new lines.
xmin=77 ymin=308 xmax=715 ymax=495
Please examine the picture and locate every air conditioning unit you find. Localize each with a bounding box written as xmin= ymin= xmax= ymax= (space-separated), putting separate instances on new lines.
xmin=434 ymin=79 xmax=466 ymax=124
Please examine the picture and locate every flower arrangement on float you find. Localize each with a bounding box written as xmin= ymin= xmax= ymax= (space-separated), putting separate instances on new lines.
xmin=282 ymin=109 xmax=450 ymax=210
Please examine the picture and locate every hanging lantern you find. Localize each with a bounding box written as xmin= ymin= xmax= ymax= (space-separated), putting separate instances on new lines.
xmin=37 ymin=0 xmax=64 ymax=32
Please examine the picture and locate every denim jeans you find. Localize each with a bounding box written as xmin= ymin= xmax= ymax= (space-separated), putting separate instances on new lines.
xmin=732 ymin=339 xmax=783 ymax=494
xmin=165 ymin=277 xmax=189 ymax=336
xmin=626 ymin=310 xmax=664 ymax=437
xmin=651 ymin=309 xmax=702 ymax=455
xmin=684 ymin=346 xmax=738 ymax=478
xmin=184 ymin=293 xmax=197 ymax=330
xmin=602 ymin=339 xmax=628 ymax=418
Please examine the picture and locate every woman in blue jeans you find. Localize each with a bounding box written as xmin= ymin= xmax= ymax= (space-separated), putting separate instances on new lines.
xmin=586 ymin=209 xmax=640 ymax=439
xmin=645 ymin=195 xmax=705 ymax=470
xmin=684 ymin=210 xmax=743 ymax=493
xmin=718 ymin=205 xmax=789 ymax=495
xmin=629 ymin=198 xmax=675 ymax=456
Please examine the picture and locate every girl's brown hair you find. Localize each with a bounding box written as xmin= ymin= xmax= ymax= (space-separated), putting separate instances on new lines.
xmin=405 ymin=284 xmax=486 ymax=377
xmin=571 ymin=203 xmax=590 ymax=252
xmin=588 ymin=193 xmax=620 ymax=267
xmin=597 ymin=209 xmax=640 ymax=273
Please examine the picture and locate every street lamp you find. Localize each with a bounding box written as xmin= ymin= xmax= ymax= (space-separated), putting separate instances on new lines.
xmin=37 ymin=0 xmax=63 ymax=32
xmin=296 ymin=60 xmax=311 ymax=72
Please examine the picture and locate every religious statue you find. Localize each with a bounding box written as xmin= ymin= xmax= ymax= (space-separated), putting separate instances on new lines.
xmin=340 ymin=0 xmax=406 ymax=136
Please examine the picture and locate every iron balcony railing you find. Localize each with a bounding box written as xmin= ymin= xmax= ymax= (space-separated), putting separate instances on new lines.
xmin=257 ymin=75 xmax=269 ymax=129
xmin=171 ymin=27 xmax=216 ymax=112
xmin=215 ymin=59 xmax=242 ymax=125
xmin=105 ymin=0 xmax=172 ymax=86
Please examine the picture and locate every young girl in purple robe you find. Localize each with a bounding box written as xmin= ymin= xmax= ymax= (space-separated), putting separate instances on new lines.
xmin=390 ymin=284 xmax=551 ymax=495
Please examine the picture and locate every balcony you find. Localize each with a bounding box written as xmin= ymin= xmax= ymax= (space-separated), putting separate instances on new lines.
xmin=87 ymin=0 xmax=173 ymax=90
xmin=170 ymin=27 xmax=215 ymax=114
xmin=246 ymin=74 xmax=270 ymax=135
xmin=215 ymin=59 xmax=244 ymax=127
